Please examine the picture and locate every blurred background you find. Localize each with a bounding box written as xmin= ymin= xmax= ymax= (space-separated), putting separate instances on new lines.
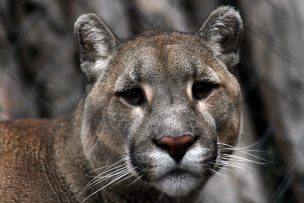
xmin=0 ymin=0 xmax=303 ymax=202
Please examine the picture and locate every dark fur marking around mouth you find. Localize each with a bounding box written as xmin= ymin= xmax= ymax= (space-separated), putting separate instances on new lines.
xmin=129 ymin=143 xmax=150 ymax=181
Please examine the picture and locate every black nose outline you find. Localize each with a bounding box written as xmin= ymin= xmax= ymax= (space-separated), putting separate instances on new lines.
xmin=155 ymin=135 xmax=197 ymax=163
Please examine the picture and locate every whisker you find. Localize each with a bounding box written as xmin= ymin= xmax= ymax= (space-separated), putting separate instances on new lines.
xmin=83 ymin=171 xmax=130 ymax=202
xmin=127 ymin=175 xmax=143 ymax=186
xmin=110 ymin=172 xmax=137 ymax=189
xmin=217 ymin=137 xmax=267 ymax=151
xmin=84 ymin=164 xmax=126 ymax=188
xmin=89 ymin=139 xmax=99 ymax=155
xmin=218 ymin=147 xmax=267 ymax=153
xmin=82 ymin=165 xmax=139 ymax=201
xmin=209 ymin=158 xmax=257 ymax=172
xmin=220 ymin=161 xmax=257 ymax=172
xmin=95 ymin=167 xmax=128 ymax=183
xmin=241 ymin=149 xmax=267 ymax=153
xmin=84 ymin=175 xmax=122 ymax=194
xmin=236 ymin=151 xmax=271 ymax=163
xmin=88 ymin=157 xmax=129 ymax=174
xmin=218 ymin=166 xmax=234 ymax=173
xmin=82 ymin=165 xmax=127 ymax=194
xmin=82 ymin=171 xmax=128 ymax=202
xmin=217 ymin=143 xmax=252 ymax=151
xmin=222 ymin=154 xmax=268 ymax=165
xmin=94 ymin=164 xmax=127 ymax=178
xmin=208 ymin=168 xmax=226 ymax=177
xmin=240 ymin=151 xmax=271 ymax=163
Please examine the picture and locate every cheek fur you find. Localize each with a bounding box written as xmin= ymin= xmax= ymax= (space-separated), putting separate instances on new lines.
xmin=197 ymin=101 xmax=216 ymax=131
xmin=129 ymin=107 xmax=144 ymax=131
xmin=128 ymin=140 xmax=155 ymax=180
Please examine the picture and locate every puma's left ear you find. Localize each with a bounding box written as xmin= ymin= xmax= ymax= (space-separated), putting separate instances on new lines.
xmin=195 ymin=6 xmax=243 ymax=70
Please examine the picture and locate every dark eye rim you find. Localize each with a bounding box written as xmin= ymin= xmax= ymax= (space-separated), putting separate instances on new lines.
xmin=116 ymin=87 xmax=146 ymax=106
xmin=192 ymin=81 xmax=219 ymax=100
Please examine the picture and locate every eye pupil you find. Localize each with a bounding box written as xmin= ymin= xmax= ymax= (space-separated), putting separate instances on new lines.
xmin=120 ymin=88 xmax=145 ymax=106
xmin=192 ymin=82 xmax=217 ymax=100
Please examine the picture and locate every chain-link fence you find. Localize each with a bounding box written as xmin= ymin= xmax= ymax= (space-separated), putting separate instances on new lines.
xmin=0 ymin=0 xmax=303 ymax=202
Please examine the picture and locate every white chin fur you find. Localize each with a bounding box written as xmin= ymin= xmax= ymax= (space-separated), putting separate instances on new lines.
xmin=152 ymin=173 xmax=199 ymax=197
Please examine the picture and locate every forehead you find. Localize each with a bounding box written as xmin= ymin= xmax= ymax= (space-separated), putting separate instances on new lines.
xmin=114 ymin=32 xmax=220 ymax=84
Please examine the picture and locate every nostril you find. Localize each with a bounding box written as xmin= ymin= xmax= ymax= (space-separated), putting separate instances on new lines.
xmin=178 ymin=134 xmax=195 ymax=148
xmin=155 ymin=135 xmax=196 ymax=162
xmin=154 ymin=137 xmax=173 ymax=153
xmin=156 ymin=142 xmax=171 ymax=152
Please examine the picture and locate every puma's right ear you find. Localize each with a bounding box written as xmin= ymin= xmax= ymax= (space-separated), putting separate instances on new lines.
xmin=195 ymin=6 xmax=243 ymax=70
xmin=74 ymin=13 xmax=119 ymax=83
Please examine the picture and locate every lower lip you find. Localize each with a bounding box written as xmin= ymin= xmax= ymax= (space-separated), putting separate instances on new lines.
xmin=170 ymin=169 xmax=186 ymax=175
xmin=156 ymin=169 xmax=198 ymax=181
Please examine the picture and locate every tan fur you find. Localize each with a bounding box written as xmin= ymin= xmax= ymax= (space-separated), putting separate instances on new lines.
xmin=0 ymin=6 xmax=243 ymax=203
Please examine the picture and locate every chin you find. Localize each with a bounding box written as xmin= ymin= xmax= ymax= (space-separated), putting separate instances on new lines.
xmin=152 ymin=173 xmax=200 ymax=197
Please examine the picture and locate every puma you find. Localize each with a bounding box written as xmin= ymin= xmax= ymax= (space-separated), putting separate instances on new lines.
xmin=0 ymin=6 xmax=243 ymax=203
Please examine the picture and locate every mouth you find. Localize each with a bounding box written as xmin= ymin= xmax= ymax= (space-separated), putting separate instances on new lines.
xmin=128 ymin=141 xmax=218 ymax=196
xmin=155 ymin=168 xmax=199 ymax=180
xmin=169 ymin=168 xmax=188 ymax=176
xmin=150 ymin=168 xmax=202 ymax=197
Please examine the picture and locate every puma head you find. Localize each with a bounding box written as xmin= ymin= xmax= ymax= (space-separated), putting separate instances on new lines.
xmin=74 ymin=6 xmax=243 ymax=197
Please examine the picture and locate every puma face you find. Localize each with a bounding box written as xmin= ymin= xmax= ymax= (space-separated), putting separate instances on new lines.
xmin=75 ymin=6 xmax=243 ymax=197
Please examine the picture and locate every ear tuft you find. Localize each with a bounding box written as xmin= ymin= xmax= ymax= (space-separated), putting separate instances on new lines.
xmin=74 ymin=13 xmax=119 ymax=83
xmin=196 ymin=6 xmax=243 ymax=69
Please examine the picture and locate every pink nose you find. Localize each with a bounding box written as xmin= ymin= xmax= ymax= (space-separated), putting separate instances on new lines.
xmin=156 ymin=135 xmax=195 ymax=162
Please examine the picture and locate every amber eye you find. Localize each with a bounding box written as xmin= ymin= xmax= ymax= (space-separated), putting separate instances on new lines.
xmin=192 ymin=81 xmax=218 ymax=100
xmin=119 ymin=88 xmax=145 ymax=106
